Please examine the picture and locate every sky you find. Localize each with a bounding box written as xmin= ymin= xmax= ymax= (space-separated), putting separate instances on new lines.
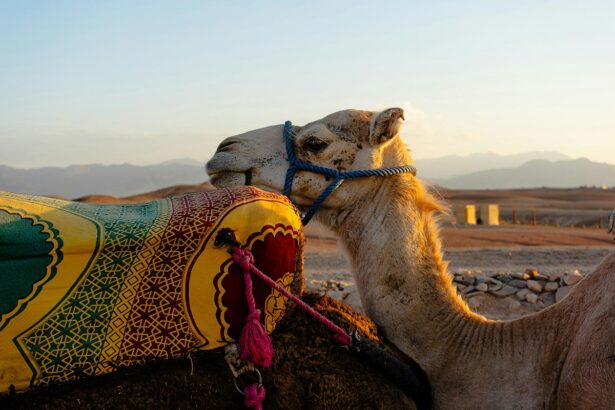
xmin=1 ymin=0 xmax=614 ymax=168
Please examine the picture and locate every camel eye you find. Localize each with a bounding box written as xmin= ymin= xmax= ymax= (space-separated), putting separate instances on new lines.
xmin=303 ymin=137 xmax=328 ymax=153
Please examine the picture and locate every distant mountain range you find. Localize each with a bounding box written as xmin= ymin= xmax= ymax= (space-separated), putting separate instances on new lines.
xmin=438 ymin=158 xmax=615 ymax=189
xmin=414 ymin=151 xmax=571 ymax=181
xmin=1 ymin=152 xmax=614 ymax=197
xmin=0 ymin=161 xmax=207 ymax=198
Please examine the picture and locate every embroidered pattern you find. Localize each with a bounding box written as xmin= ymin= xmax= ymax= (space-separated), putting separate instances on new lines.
xmin=0 ymin=187 xmax=302 ymax=391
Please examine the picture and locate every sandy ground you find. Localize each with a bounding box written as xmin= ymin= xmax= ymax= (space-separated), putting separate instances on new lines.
xmin=303 ymin=223 xmax=614 ymax=319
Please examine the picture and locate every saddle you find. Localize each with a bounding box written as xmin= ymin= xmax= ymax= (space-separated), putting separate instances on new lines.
xmin=0 ymin=186 xmax=303 ymax=392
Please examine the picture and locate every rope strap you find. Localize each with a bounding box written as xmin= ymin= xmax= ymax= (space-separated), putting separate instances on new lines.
xmin=283 ymin=120 xmax=417 ymax=225
xmin=232 ymin=245 xmax=351 ymax=346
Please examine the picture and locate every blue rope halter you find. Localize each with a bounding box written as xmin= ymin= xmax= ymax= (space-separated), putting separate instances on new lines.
xmin=282 ymin=120 xmax=417 ymax=225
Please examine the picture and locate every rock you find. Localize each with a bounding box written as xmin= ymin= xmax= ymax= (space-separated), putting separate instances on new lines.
xmin=496 ymin=274 xmax=512 ymax=283
xmin=468 ymin=296 xmax=482 ymax=310
xmin=476 ymin=283 xmax=489 ymax=292
xmin=535 ymin=274 xmax=550 ymax=281
xmin=515 ymin=288 xmax=532 ymax=301
xmin=488 ymin=283 xmax=503 ymax=292
xmin=527 ymin=280 xmax=543 ymax=293
xmin=525 ymin=293 xmax=539 ymax=304
xmin=556 ymin=286 xmax=573 ymax=303
xmin=548 ymin=273 xmax=563 ymax=282
xmin=525 ymin=268 xmax=539 ymax=279
xmin=544 ymin=282 xmax=559 ymax=292
xmin=486 ymin=277 xmax=502 ymax=286
xmin=508 ymin=299 xmax=522 ymax=310
xmin=563 ymin=271 xmax=583 ymax=286
xmin=509 ymin=279 xmax=528 ymax=289
xmin=475 ymin=276 xmax=487 ymax=285
xmin=463 ymin=285 xmax=476 ymax=294
xmin=454 ymin=276 xmax=475 ymax=286
xmin=541 ymin=292 xmax=556 ymax=305
xmin=490 ymin=284 xmax=518 ymax=297
xmin=455 ymin=283 xmax=467 ymax=292
xmin=512 ymin=272 xmax=530 ymax=280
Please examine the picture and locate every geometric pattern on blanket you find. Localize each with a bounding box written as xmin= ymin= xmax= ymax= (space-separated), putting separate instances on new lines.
xmin=0 ymin=187 xmax=303 ymax=392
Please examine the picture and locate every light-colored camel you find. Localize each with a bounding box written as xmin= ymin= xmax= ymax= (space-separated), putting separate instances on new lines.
xmin=207 ymin=108 xmax=615 ymax=409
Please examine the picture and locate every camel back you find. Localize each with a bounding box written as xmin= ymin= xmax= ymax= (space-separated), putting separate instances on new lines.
xmin=0 ymin=187 xmax=304 ymax=392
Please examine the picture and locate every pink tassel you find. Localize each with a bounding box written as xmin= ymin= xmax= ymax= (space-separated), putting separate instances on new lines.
xmin=244 ymin=383 xmax=266 ymax=410
xmin=233 ymin=247 xmax=275 ymax=367
xmin=238 ymin=309 xmax=274 ymax=367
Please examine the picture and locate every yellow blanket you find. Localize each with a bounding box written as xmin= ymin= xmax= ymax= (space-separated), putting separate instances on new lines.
xmin=0 ymin=187 xmax=303 ymax=392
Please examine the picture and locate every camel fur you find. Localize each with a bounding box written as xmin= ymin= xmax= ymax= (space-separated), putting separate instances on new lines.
xmin=207 ymin=108 xmax=615 ymax=409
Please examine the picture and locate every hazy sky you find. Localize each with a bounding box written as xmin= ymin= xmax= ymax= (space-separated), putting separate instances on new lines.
xmin=1 ymin=1 xmax=614 ymax=168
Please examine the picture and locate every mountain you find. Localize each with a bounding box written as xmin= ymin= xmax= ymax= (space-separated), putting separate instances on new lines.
xmin=74 ymin=182 xmax=214 ymax=204
xmin=440 ymin=158 xmax=615 ymax=189
xmin=414 ymin=151 xmax=570 ymax=181
xmin=156 ymin=157 xmax=204 ymax=167
xmin=0 ymin=161 xmax=207 ymax=198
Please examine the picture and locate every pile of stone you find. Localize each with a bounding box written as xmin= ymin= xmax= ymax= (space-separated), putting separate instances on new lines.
xmin=453 ymin=268 xmax=583 ymax=306
xmin=310 ymin=278 xmax=351 ymax=293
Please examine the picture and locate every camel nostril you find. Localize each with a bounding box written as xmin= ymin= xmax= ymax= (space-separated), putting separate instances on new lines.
xmin=216 ymin=139 xmax=239 ymax=153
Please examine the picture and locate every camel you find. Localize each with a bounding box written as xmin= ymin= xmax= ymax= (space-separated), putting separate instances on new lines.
xmin=207 ymin=108 xmax=615 ymax=409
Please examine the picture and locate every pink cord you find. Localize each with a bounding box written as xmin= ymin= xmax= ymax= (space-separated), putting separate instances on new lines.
xmin=231 ymin=246 xmax=351 ymax=347
xmin=230 ymin=245 xmax=350 ymax=409
xmin=233 ymin=247 xmax=274 ymax=367
xmin=243 ymin=383 xmax=266 ymax=410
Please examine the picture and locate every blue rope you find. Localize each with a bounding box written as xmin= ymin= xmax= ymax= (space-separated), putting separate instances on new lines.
xmin=283 ymin=121 xmax=417 ymax=225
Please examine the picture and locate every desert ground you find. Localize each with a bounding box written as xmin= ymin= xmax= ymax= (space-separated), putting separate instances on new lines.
xmin=76 ymin=184 xmax=615 ymax=320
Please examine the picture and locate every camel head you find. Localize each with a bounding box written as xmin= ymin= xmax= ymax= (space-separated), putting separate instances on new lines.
xmin=207 ymin=108 xmax=410 ymax=213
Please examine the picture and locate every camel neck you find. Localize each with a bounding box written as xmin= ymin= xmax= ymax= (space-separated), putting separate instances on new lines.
xmin=319 ymin=175 xmax=489 ymax=368
xmin=317 ymin=174 xmax=576 ymax=402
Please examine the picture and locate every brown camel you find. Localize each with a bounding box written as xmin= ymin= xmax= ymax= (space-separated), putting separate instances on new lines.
xmin=207 ymin=107 xmax=615 ymax=409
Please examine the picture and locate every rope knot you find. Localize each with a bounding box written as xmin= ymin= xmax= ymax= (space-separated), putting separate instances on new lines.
xmin=246 ymin=310 xmax=261 ymax=322
xmin=233 ymin=247 xmax=255 ymax=270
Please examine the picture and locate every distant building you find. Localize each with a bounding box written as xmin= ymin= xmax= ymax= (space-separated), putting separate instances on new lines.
xmin=457 ymin=205 xmax=476 ymax=225
xmin=457 ymin=204 xmax=499 ymax=225
xmin=481 ymin=204 xmax=500 ymax=225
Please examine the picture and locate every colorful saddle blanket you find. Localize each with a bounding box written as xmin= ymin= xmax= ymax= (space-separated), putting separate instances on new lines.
xmin=0 ymin=187 xmax=303 ymax=392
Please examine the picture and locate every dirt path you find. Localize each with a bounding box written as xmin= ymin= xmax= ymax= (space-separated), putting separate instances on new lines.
xmin=442 ymin=225 xmax=613 ymax=248
xmin=444 ymin=246 xmax=613 ymax=275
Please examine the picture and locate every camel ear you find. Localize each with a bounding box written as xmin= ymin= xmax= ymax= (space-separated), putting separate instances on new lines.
xmin=369 ymin=108 xmax=404 ymax=145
